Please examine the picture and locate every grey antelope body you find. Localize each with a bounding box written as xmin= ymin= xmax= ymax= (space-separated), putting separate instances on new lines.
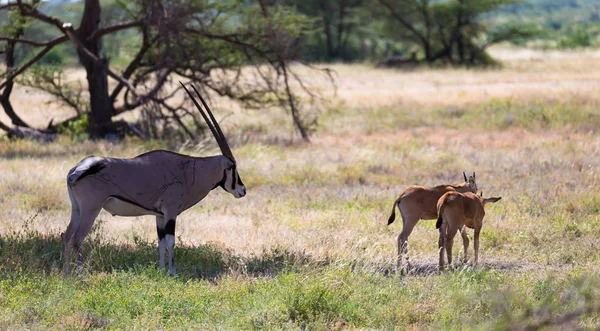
xmin=387 ymin=173 xmax=477 ymax=270
xmin=62 ymin=83 xmax=245 ymax=275
xmin=436 ymin=191 xmax=501 ymax=269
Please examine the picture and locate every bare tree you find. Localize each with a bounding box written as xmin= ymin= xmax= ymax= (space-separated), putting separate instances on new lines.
xmin=0 ymin=0 xmax=330 ymax=141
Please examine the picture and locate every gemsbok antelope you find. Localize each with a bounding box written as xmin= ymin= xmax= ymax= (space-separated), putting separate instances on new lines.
xmin=387 ymin=172 xmax=477 ymax=270
xmin=62 ymin=83 xmax=246 ymax=275
xmin=436 ymin=191 xmax=501 ymax=269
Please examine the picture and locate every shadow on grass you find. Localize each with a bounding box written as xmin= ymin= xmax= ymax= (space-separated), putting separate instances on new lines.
xmin=383 ymin=260 xmax=526 ymax=277
xmin=0 ymin=230 xmax=320 ymax=281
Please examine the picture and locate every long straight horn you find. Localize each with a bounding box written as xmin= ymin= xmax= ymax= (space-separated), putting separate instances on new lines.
xmin=463 ymin=172 xmax=467 ymax=182
xmin=190 ymin=84 xmax=235 ymax=162
xmin=179 ymin=82 xmax=236 ymax=163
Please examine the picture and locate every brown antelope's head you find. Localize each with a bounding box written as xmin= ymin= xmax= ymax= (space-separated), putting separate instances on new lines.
xmin=463 ymin=172 xmax=477 ymax=193
xmin=181 ymin=82 xmax=247 ymax=199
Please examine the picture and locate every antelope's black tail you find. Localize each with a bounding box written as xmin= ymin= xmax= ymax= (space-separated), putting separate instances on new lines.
xmin=387 ymin=197 xmax=402 ymax=225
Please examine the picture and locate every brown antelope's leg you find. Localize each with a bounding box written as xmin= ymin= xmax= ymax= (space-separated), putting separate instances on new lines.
xmin=72 ymin=206 xmax=102 ymax=273
xmin=438 ymin=224 xmax=446 ymax=270
xmin=445 ymin=225 xmax=458 ymax=268
xmin=460 ymin=228 xmax=469 ymax=264
xmin=474 ymin=227 xmax=481 ymax=266
xmin=397 ymin=213 xmax=418 ymax=271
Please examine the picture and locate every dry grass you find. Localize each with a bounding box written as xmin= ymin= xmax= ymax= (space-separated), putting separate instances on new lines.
xmin=1 ymin=47 xmax=600 ymax=328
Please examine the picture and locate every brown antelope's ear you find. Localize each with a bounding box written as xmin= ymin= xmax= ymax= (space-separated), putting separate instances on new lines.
xmin=483 ymin=197 xmax=501 ymax=204
xmin=463 ymin=172 xmax=467 ymax=182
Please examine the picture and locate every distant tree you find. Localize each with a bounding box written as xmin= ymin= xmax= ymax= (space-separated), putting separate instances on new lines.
xmin=0 ymin=0 xmax=326 ymax=141
xmin=376 ymin=0 xmax=540 ymax=65
xmin=265 ymin=0 xmax=369 ymax=62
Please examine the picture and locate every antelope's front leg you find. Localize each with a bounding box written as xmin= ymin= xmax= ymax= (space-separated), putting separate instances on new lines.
xmin=156 ymin=216 xmax=167 ymax=270
xmin=165 ymin=218 xmax=177 ymax=275
xmin=156 ymin=215 xmax=177 ymax=275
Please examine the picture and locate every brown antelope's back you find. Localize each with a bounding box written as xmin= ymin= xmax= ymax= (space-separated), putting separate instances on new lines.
xmin=398 ymin=183 xmax=472 ymax=219
xmin=436 ymin=191 xmax=486 ymax=229
xmin=402 ymin=185 xmax=459 ymax=219
xmin=387 ymin=173 xmax=477 ymax=225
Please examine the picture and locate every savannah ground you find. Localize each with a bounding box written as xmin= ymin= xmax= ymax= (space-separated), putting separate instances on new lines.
xmin=1 ymin=47 xmax=600 ymax=329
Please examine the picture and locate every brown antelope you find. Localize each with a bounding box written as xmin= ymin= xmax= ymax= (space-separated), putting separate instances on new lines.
xmin=62 ymin=83 xmax=246 ymax=275
xmin=387 ymin=172 xmax=477 ymax=270
xmin=436 ymin=191 xmax=501 ymax=269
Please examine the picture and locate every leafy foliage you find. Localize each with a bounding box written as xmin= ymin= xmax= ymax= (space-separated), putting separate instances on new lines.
xmin=0 ymin=0 xmax=327 ymax=141
xmin=376 ymin=0 xmax=540 ymax=65
xmin=492 ymin=0 xmax=600 ymax=49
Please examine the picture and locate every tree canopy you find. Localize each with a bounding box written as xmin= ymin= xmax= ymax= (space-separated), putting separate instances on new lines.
xmin=2 ymin=0 xmax=587 ymax=141
xmin=0 ymin=0 xmax=326 ymax=141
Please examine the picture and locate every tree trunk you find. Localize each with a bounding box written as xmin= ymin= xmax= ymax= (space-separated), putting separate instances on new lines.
xmin=423 ymin=42 xmax=433 ymax=63
xmin=457 ymin=35 xmax=465 ymax=64
xmin=321 ymin=2 xmax=335 ymax=60
xmin=76 ymin=0 xmax=116 ymax=138
xmin=1 ymin=20 xmax=30 ymax=129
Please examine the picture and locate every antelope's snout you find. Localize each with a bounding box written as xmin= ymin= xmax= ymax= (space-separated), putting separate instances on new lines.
xmin=234 ymin=186 xmax=247 ymax=198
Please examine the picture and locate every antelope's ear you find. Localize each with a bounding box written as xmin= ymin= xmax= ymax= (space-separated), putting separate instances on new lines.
xmin=463 ymin=172 xmax=467 ymax=182
xmin=483 ymin=197 xmax=501 ymax=204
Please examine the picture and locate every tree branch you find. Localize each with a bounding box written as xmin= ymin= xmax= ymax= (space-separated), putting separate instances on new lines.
xmin=0 ymin=118 xmax=12 ymax=132
xmin=0 ymin=35 xmax=68 ymax=90
xmin=377 ymin=0 xmax=428 ymax=46
xmin=15 ymin=1 xmax=70 ymax=33
xmin=87 ymin=20 xmax=144 ymax=41
xmin=110 ymin=34 xmax=159 ymax=102
xmin=0 ymin=36 xmax=66 ymax=47
xmin=0 ymin=3 xmax=20 ymax=11
xmin=62 ymin=27 xmax=141 ymax=98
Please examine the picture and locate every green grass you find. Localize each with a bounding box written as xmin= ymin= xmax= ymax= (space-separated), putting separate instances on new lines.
xmin=322 ymin=95 xmax=600 ymax=135
xmin=2 ymin=229 xmax=600 ymax=329
xmin=2 ymin=64 xmax=600 ymax=328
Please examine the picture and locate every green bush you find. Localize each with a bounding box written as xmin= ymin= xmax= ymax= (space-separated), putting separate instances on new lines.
xmin=558 ymin=27 xmax=593 ymax=48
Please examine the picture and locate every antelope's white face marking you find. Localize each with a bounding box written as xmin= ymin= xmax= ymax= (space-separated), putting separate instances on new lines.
xmin=222 ymin=167 xmax=246 ymax=198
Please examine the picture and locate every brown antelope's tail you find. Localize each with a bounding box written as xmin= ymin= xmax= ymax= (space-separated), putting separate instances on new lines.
xmin=387 ymin=196 xmax=402 ymax=225
xmin=436 ymin=194 xmax=449 ymax=229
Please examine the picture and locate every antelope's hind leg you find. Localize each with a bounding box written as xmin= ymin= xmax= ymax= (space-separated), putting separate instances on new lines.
xmin=444 ymin=225 xmax=458 ymax=268
xmin=460 ymin=227 xmax=469 ymax=264
xmin=63 ymin=186 xmax=81 ymax=275
xmin=397 ymin=205 xmax=419 ymax=272
xmin=71 ymin=206 xmax=102 ymax=273
xmin=62 ymin=211 xmax=79 ymax=275
xmin=438 ymin=223 xmax=446 ymax=270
